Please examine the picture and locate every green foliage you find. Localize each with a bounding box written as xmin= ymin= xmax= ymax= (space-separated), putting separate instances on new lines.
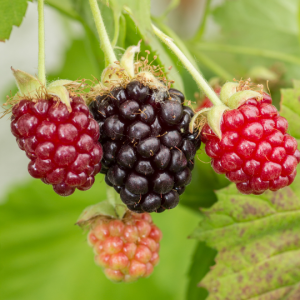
xmin=0 ymin=177 xmax=199 ymax=300
xmin=0 ymin=0 xmax=31 ymax=41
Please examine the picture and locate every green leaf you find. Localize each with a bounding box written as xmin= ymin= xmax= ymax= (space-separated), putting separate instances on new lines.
xmin=0 ymin=0 xmax=30 ymax=41
xmin=186 ymin=242 xmax=217 ymax=300
xmin=191 ymin=173 xmax=300 ymax=300
xmin=0 ymin=177 xmax=200 ymax=300
xmin=280 ymin=86 xmax=300 ymax=143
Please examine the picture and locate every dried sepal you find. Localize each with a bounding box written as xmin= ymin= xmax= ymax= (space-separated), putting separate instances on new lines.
xmin=189 ymin=107 xmax=212 ymax=134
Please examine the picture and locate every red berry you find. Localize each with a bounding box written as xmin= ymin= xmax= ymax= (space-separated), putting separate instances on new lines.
xmin=88 ymin=212 xmax=162 ymax=282
xmin=10 ymin=97 xmax=102 ymax=196
xmin=201 ymin=93 xmax=299 ymax=194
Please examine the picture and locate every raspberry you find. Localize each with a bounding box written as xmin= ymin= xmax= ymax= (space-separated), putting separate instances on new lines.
xmin=11 ymin=97 xmax=103 ymax=196
xmin=201 ymin=93 xmax=300 ymax=194
xmin=89 ymin=82 xmax=200 ymax=213
xmin=87 ymin=212 xmax=162 ymax=282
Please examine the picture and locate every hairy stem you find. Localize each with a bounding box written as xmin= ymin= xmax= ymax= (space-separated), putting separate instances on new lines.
xmin=111 ymin=11 xmax=120 ymax=47
xmin=88 ymin=0 xmax=117 ymax=66
xmin=152 ymin=24 xmax=223 ymax=107
xmin=38 ymin=0 xmax=46 ymax=85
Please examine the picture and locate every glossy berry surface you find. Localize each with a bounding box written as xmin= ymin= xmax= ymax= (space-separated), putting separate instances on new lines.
xmin=201 ymin=93 xmax=300 ymax=195
xmin=89 ymin=81 xmax=201 ymax=213
xmin=87 ymin=212 xmax=162 ymax=282
xmin=11 ymin=97 xmax=103 ymax=196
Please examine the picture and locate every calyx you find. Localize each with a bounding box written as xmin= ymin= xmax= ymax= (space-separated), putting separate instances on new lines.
xmin=12 ymin=68 xmax=81 ymax=111
xmin=189 ymin=81 xmax=264 ymax=139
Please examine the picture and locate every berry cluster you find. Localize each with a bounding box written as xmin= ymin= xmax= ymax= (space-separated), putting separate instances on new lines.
xmin=201 ymin=93 xmax=300 ymax=194
xmin=89 ymin=81 xmax=201 ymax=213
xmin=88 ymin=212 xmax=162 ymax=282
xmin=11 ymin=97 xmax=103 ymax=196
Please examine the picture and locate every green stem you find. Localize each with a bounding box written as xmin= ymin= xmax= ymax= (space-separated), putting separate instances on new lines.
xmin=192 ymin=0 xmax=211 ymax=42
xmin=152 ymin=24 xmax=223 ymax=107
xmin=192 ymin=43 xmax=300 ymax=66
xmin=88 ymin=0 xmax=117 ymax=65
xmin=111 ymin=11 xmax=120 ymax=48
xmin=38 ymin=0 xmax=46 ymax=85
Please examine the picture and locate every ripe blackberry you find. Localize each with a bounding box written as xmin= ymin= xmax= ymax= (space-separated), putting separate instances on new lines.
xmin=89 ymin=82 xmax=200 ymax=212
xmin=87 ymin=212 xmax=162 ymax=282
xmin=201 ymin=93 xmax=300 ymax=194
xmin=11 ymin=97 xmax=103 ymax=196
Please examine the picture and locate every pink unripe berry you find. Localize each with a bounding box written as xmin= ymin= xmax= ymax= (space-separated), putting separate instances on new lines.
xmin=150 ymin=252 xmax=160 ymax=266
xmin=109 ymin=252 xmax=129 ymax=271
xmin=123 ymin=243 xmax=137 ymax=260
xmin=95 ymin=253 xmax=110 ymax=268
xmin=149 ymin=225 xmax=162 ymax=242
xmin=129 ymin=260 xmax=146 ymax=278
xmin=94 ymin=223 xmax=109 ymax=240
xmin=104 ymin=269 xmax=124 ymax=282
xmin=134 ymin=245 xmax=152 ymax=264
xmin=123 ymin=225 xmax=139 ymax=243
xmin=103 ymin=236 xmax=123 ymax=254
xmin=136 ymin=220 xmax=151 ymax=238
xmin=139 ymin=237 xmax=157 ymax=252
xmin=109 ymin=220 xmax=125 ymax=236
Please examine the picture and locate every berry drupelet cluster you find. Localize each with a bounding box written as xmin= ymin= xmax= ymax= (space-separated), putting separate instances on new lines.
xmin=89 ymin=81 xmax=201 ymax=213
xmin=201 ymin=93 xmax=300 ymax=194
xmin=11 ymin=97 xmax=103 ymax=196
xmin=88 ymin=212 xmax=162 ymax=282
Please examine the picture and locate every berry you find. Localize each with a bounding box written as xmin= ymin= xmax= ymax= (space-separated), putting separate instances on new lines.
xmin=90 ymin=82 xmax=201 ymax=213
xmin=88 ymin=212 xmax=162 ymax=282
xmin=11 ymin=97 xmax=103 ymax=196
xmin=201 ymin=93 xmax=300 ymax=194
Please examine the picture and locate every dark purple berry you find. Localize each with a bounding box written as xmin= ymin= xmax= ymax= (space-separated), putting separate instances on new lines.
xmin=150 ymin=117 xmax=162 ymax=136
xmin=135 ymin=160 xmax=155 ymax=176
xmin=107 ymin=164 xmax=126 ymax=186
xmin=128 ymin=121 xmax=150 ymax=141
xmin=139 ymin=104 xmax=155 ymax=124
xmin=169 ymin=149 xmax=187 ymax=172
xmin=141 ymin=193 xmax=161 ymax=212
xmin=175 ymin=167 xmax=192 ymax=186
xmin=137 ymin=137 xmax=160 ymax=158
xmin=91 ymin=81 xmax=201 ymax=213
xmin=169 ymin=88 xmax=185 ymax=103
xmin=153 ymin=145 xmax=171 ymax=170
xmin=127 ymin=81 xmax=149 ymax=104
xmin=161 ymin=130 xmax=182 ymax=148
xmin=152 ymin=172 xmax=174 ymax=194
xmin=104 ymin=116 xmax=125 ymax=140
xmin=117 ymin=144 xmax=136 ymax=168
xmin=120 ymin=188 xmax=140 ymax=205
xmin=114 ymin=185 xmax=122 ymax=193
xmin=176 ymin=112 xmax=191 ymax=135
xmin=119 ymin=100 xmax=139 ymax=121
xmin=175 ymin=186 xmax=185 ymax=195
xmin=110 ymin=87 xmax=127 ymax=107
xmin=187 ymin=159 xmax=195 ymax=171
xmin=162 ymin=190 xmax=179 ymax=209
xmin=105 ymin=174 xmax=113 ymax=187
xmin=125 ymin=172 xmax=148 ymax=195
xmin=160 ymin=100 xmax=183 ymax=125
xmin=103 ymin=140 xmax=119 ymax=162
xmin=181 ymin=139 xmax=196 ymax=160
xmin=183 ymin=106 xmax=194 ymax=118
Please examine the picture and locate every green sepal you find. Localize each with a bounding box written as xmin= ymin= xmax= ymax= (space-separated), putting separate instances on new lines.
xmin=12 ymin=68 xmax=43 ymax=97
xmin=76 ymin=200 xmax=117 ymax=228
xmin=101 ymin=63 xmax=128 ymax=88
xmin=227 ymin=90 xmax=262 ymax=109
xmin=48 ymin=79 xmax=80 ymax=88
xmin=207 ymin=105 xmax=229 ymax=139
xmin=47 ymin=85 xmax=72 ymax=111
xmin=120 ymin=42 xmax=141 ymax=79
xmin=189 ymin=107 xmax=212 ymax=134
xmin=219 ymin=82 xmax=238 ymax=106
xmin=107 ymin=186 xmax=127 ymax=219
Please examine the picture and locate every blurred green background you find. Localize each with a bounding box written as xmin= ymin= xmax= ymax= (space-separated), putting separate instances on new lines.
xmin=1 ymin=0 xmax=300 ymax=299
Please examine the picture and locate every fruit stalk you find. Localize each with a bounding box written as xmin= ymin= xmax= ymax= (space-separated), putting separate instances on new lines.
xmin=88 ymin=0 xmax=117 ymax=66
xmin=152 ymin=24 xmax=224 ymax=107
xmin=37 ymin=0 xmax=46 ymax=85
